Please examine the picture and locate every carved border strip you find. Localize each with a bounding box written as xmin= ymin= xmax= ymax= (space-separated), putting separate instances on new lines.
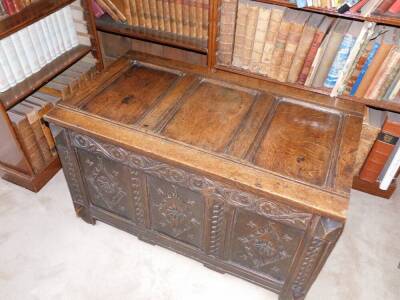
xmin=70 ymin=132 xmax=312 ymax=229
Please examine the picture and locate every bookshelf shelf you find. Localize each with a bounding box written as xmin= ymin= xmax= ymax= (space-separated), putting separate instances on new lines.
xmin=216 ymin=64 xmax=400 ymax=113
xmin=255 ymin=0 xmax=400 ymax=26
xmin=96 ymin=15 xmax=208 ymax=54
xmin=0 ymin=0 xmax=76 ymax=39
xmin=0 ymin=45 xmax=91 ymax=110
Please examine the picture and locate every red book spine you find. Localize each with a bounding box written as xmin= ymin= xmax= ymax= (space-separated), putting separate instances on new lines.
xmin=297 ymin=31 xmax=325 ymax=85
xmin=375 ymin=0 xmax=396 ymax=14
xmin=2 ymin=0 xmax=16 ymax=15
xmin=388 ymin=0 xmax=400 ymax=13
xmin=350 ymin=0 xmax=370 ymax=13
xmin=92 ymin=0 xmax=105 ymax=18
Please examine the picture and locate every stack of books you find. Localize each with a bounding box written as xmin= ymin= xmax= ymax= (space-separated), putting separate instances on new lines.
xmin=217 ymin=0 xmax=400 ymax=102
xmin=94 ymin=0 xmax=209 ymax=41
xmin=6 ymin=55 xmax=97 ymax=174
xmin=292 ymin=0 xmax=400 ymax=16
xmin=0 ymin=5 xmax=80 ymax=92
xmin=0 ymin=0 xmax=36 ymax=18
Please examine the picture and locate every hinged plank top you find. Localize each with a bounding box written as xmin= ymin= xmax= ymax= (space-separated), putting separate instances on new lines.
xmin=45 ymin=51 xmax=364 ymax=220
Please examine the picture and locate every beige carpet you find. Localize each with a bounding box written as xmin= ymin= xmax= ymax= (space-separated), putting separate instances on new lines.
xmin=0 ymin=171 xmax=399 ymax=300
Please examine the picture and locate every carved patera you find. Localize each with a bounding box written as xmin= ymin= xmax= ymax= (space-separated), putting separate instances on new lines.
xmin=78 ymin=149 xmax=135 ymax=221
xmin=148 ymin=176 xmax=204 ymax=248
xmin=70 ymin=133 xmax=312 ymax=229
xmin=231 ymin=210 xmax=303 ymax=283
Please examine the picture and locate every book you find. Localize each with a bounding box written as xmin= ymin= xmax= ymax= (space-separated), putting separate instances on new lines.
xmin=259 ymin=6 xmax=285 ymax=76
xmin=189 ymin=0 xmax=197 ymax=38
xmin=202 ymin=0 xmax=208 ymax=39
xmin=360 ymin=112 xmax=400 ymax=183
xmin=62 ymin=6 xmax=79 ymax=48
xmin=156 ymin=0 xmax=164 ymax=31
xmin=195 ymin=0 xmax=203 ymax=39
xmin=176 ymin=0 xmax=183 ymax=35
xmin=364 ymin=46 xmax=400 ymax=99
xmin=378 ymin=138 xmax=400 ymax=190
xmin=170 ymin=0 xmax=177 ymax=34
xmin=129 ymin=0 xmax=139 ymax=26
xmin=92 ymin=1 xmax=105 ymax=18
xmin=96 ymin=0 xmax=120 ymax=21
xmin=312 ymin=19 xmax=351 ymax=88
xmin=7 ymin=111 xmax=46 ymax=174
xmin=277 ymin=11 xmax=310 ymax=82
xmin=135 ymin=0 xmax=145 ymax=27
xmin=384 ymin=70 xmax=400 ymax=101
xmin=374 ymin=0 xmax=396 ymax=14
xmin=0 ymin=39 xmax=17 ymax=89
xmin=11 ymin=32 xmax=33 ymax=77
xmin=232 ymin=0 xmax=248 ymax=68
xmin=55 ymin=10 xmax=72 ymax=51
xmin=287 ymin=13 xmax=324 ymax=83
xmin=388 ymin=0 xmax=400 ymax=13
xmin=241 ymin=3 xmax=259 ymax=69
xmin=360 ymin=0 xmax=384 ymax=16
xmin=162 ymin=0 xmax=171 ymax=32
xmin=0 ymin=36 xmax=25 ymax=83
xmin=218 ymin=0 xmax=239 ymax=66
xmin=149 ymin=0 xmax=158 ymax=30
xmin=249 ymin=4 xmax=271 ymax=73
xmin=0 ymin=63 xmax=10 ymax=92
xmin=182 ymin=0 xmax=190 ymax=36
xmin=297 ymin=16 xmax=333 ymax=85
xmin=269 ymin=10 xmax=298 ymax=80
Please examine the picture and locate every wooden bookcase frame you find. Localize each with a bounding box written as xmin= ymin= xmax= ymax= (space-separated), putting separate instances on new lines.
xmin=0 ymin=0 xmax=104 ymax=192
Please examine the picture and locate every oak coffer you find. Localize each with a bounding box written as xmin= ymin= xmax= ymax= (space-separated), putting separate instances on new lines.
xmin=45 ymin=52 xmax=364 ymax=300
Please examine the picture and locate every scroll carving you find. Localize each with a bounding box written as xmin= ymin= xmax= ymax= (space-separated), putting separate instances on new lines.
xmin=208 ymin=202 xmax=225 ymax=256
xmin=70 ymin=133 xmax=312 ymax=228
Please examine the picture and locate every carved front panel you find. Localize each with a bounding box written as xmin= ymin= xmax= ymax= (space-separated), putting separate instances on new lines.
xmin=148 ymin=176 xmax=205 ymax=249
xmin=230 ymin=209 xmax=304 ymax=283
xmin=77 ymin=149 xmax=136 ymax=221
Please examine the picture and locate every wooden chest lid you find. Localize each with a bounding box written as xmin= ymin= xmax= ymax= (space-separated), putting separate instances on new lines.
xmin=46 ymin=52 xmax=364 ymax=220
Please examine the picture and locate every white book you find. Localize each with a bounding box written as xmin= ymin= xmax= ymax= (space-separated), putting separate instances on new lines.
xmin=0 ymin=37 xmax=25 ymax=83
xmin=35 ymin=21 xmax=52 ymax=63
xmin=11 ymin=33 xmax=33 ymax=77
xmin=379 ymin=139 xmax=400 ymax=190
xmin=49 ymin=13 xmax=66 ymax=54
xmin=63 ymin=6 xmax=79 ymax=47
xmin=56 ymin=10 xmax=73 ymax=50
xmin=44 ymin=17 xmax=62 ymax=57
xmin=0 ymin=40 xmax=17 ymax=87
xmin=27 ymin=23 xmax=47 ymax=67
xmin=18 ymin=28 xmax=41 ymax=73
xmin=39 ymin=19 xmax=57 ymax=60
xmin=0 ymin=63 xmax=10 ymax=92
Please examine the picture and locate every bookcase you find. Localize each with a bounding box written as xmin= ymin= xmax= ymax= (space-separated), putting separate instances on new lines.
xmin=0 ymin=0 xmax=103 ymax=192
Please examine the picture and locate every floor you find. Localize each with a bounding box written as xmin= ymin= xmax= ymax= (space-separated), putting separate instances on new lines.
xmin=0 ymin=171 xmax=399 ymax=300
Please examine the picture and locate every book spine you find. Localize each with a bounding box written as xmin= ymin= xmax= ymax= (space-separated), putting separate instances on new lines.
xmin=388 ymin=0 xmax=400 ymax=13
xmin=196 ymin=0 xmax=202 ymax=40
xmin=359 ymin=132 xmax=399 ymax=183
xmin=156 ymin=0 xmax=164 ymax=31
xmin=162 ymin=0 xmax=171 ymax=32
xmin=375 ymin=0 xmax=396 ymax=14
xmin=143 ymin=0 xmax=152 ymax=28
xmin=169 ymin=0 xmax=177 ymax=34
xmin=35 ymin=21 xmax=52 ymax=64
xmin=278 ymin=21 xmax=306 ymax=82
xmin=130 ymin=0 xmax=139 ymax=26
xmin=149 ymin=0 xmax=158 ymax=30
xmin=378 ymin=139 xmax=400 ymax=190
xmin=259 ymin=8 xmax=284 ymax=76
xmin=202 ymin=0 xmax=208 ymax=40
xmin=241 ymin=5 xmax=259 ymax=69
xmin=176 ymin=0 xmax=183 ymax=35
xmin=0 ymin=37 xmax=25 ymax=83
xmin=63 ymin=6 xmax=80 ymax=48
xmin=27 ymin=24 xmax=47 ymax=68
xmin=189 ymin=0 xmax=197 ymax=38
xmin=350 ymin=41 xmax=380 ymax=96
xmin=297 ymin=30 xmax=325 ymax=85
xmin=269 ymin=16 xmax=291 ymax=80
xmin=11 ymin=33 xmax=33 ymax=77
xmin=232 ymin=1 xmax=248 ymax=68
xmin=39 ymin=19 xmax=58 ymax=60
xmin=385 ymin=71 xmax=400 ymax=101
xmin=92 ymin=0 xmax=105 ymax=18
xmin=249 ymin=6 xmax=271 ymax=73
xmin=217 ymin=0 xmax=238 ymax=66
xmin=49 ymin=14 xmax=66 ymax=54
xmin=0 ymin=62 xmax=10 ymax=92
xmin=136 ymin=0 xmax=145 ymax=27
xmin=0 ymin=40 xmax=17 ymax=87
xmin=183 ymin=0 xmax=190 ymax=37
xmin=324 ymin=34 xmax=356 ymax=88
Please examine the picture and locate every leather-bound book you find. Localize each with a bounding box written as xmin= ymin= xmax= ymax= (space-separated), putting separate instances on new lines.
xmin=249 ymin=3 xmax=272 ymax=73
xmin=24 ymin=96 xmax=56 ymax=153
xmin=297 ymin=16 xmax=333 ymax=85
xmin=384 ymin=67 xmax=400 ymax=100
xmin=96 ymin=0 xmax=120 ymax=21
xmin=218 ymin=0 xmax=238 ymax=65
xmin=277 ymin=11 xmax=310 ymax=83
xmin=364 ymin=46 xmax=400 ymax=100
xmin=189 ymin=0 xmax=197 ymax=38
xmin=343 ymin=40 xmax=374 ymax=95
xmin=156 ymin=0 xmax=164 ymax=31
xmin=148 ymin=0 xmax=158 ymax=30
xmin=202 ymin=0 xmax=209 ymax=40
xmin=103 ymin=0 xmax=127 ymax=21
xmin=11 ymin=103 xmax=52 ymax=164
xmin=162 ymin=0 xmax=171 ymax=32
xmin=124 ymin=0 xmax=132 ymax=25
xmin=355 ymin=27 xmax=396 ymax=98
xmin=195 ymin=0 xmax=203 ymax=39
xmin=241 ymin=3 xmax=260 ymax=69
xmin=176 ymin=0 xmax=184 ymax=35
xmin=287 ymin=13 xmax=324 ymax=83
xmin=259 ymin=6 xmax=285 ymax=76
xmin=142 ymin=0 xmax=152 ymax=29
xmin=232 ymin=0 xmax=248 ymax=68
xmin=129 ymin=0 xmax=139 ymax=26
xmin=169 ymin=0 xmax=177 ymax=34
xmin=374 ymin=0 xmax=396 ymax=14
xmin=324 ymin=20 xmax=364 ymax=90
xmin=182 ymin=0 xmax=190 ymax=37
xmin=359 ymin=112 xmax=400 ymax=183
xmin=388 ymin=0 xmax=400 ymax=13
xmin=311 ymin=19 xmax=351 ymax=88
xmin=269 ymin=10 xmax=297 ymax=80
xmin=7 ymin=111 xmax=45 ymax=174
xmin=135 ymin=0 xmax=145 ymax=27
